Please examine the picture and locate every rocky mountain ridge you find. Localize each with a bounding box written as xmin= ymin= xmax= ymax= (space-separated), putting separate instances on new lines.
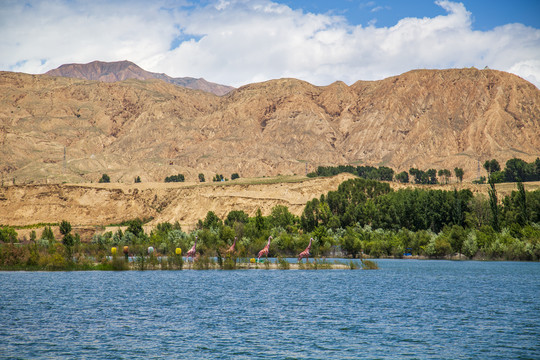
xmin=0 ymin=67 xmax=538 ymax=184
xmin=45 ymin=60 xmax=235 ymax=96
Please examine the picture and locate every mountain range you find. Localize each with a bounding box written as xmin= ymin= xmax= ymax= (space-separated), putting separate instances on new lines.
xmin=45 ymin=60 xmax=234 ymax=96
xmin=0 ymin=63 xmax=539 ymax=184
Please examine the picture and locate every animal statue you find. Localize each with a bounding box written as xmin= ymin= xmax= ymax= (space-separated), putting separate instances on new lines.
xmin=257 ymin=236 xmax=273 ymax=262
xmin=298 ymin=237 xmax=313 ymax=263
xmin=186 ymin=236 xmax=198 ymax=262
xmin=226 ymin=237 xmax=237 ymax=255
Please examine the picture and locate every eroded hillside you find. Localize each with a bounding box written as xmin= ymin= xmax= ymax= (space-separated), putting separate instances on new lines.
xmin=0 ymin=68 xmax=538 ymax=185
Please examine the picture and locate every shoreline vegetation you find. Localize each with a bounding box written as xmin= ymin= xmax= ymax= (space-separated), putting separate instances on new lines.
xmin=1 ymin=173 xmax=539 ymax=271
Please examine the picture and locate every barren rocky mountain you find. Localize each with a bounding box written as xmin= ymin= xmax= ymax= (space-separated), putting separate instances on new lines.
xmin=0 ymin=67 xmax=539 ymax=186
xmin=45 ymin=60 xmax=235 ymax=96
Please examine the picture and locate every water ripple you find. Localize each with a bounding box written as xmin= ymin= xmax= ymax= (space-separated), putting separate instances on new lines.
xmin=1 ymin=261 xmax=539 ymax=359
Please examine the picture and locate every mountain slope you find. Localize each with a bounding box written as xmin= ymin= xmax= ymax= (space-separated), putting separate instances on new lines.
xmin=0 ymin=68 xmax=538 ymax=184
xmin=45 ymin=60 xmax=235 ymax=96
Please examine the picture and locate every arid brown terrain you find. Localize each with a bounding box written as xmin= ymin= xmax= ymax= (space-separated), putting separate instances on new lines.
xmin=1 ymin=66 xmax=538 ymax=186
xmin=0 ymin=64 xmax=539 ymax=235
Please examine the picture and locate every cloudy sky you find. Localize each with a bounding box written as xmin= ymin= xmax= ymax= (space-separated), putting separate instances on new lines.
xmin=1 ymin=0 xmax=539 ymax=88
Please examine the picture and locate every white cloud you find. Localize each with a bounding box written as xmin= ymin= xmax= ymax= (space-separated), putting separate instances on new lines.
xmin=1 ymin=0 xmax=539 ymax=88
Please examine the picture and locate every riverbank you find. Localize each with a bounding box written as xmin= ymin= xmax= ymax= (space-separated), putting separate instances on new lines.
xmin=0 ymin=255 xmax=378 ymax=271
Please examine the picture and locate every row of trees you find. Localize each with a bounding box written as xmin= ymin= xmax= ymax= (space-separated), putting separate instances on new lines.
xmin=93 ymin=157 xmax=540 ymax=185
xmin=484 ymin=157 xmax=540 ymax=183
xmin=2 ymin=178 xmax=540 ymax=269
xmin=96 ymin=173 xmax=241 ymax=184
xmin=308 ymin=165 xmax=394 ymax=181
xmin=309 ymin=164 xmax=465 ymax=184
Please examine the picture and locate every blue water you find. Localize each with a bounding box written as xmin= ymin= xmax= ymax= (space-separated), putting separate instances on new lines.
xmin=0 ymin=260 xmax=539 ymax=359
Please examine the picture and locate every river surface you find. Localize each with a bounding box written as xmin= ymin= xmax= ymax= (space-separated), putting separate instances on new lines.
xmin=1 ymin=260 xmax=539 ymax=359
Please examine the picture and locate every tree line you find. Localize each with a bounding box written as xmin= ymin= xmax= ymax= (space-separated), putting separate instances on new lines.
xmin=307 ymin=157 xmax=540 ymax=185
xmin=1 ymin=176 xmax=539 ymax=270
xmin=484 ymin=158 xmax=540 ymax=183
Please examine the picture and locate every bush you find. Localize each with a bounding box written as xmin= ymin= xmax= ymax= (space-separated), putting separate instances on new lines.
xmin=98 ymin=174 xmax=110 ymax=183
xmin=165 ymin=174 xmax=185 ymax=183
xmin=361 ymin=259 xmax=379 ymax=270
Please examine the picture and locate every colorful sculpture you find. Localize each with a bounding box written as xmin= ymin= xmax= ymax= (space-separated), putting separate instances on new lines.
xmin=257 ymin=236 xmax=272 ymax=262
xmin=186 ymin=236 xmax=198 ymax=262
xmin=298 ymin=237 xmax=313 ymax=263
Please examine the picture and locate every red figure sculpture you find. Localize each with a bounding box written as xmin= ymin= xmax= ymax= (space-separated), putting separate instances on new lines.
xmin=257 ymin=236 xmax=272 ymax=261
xmin=186 ymin=236 xmax=198 ymax=262
xmin=298 ymin=237 xmax=313 ymax=263
xmin=226 ymin=236 xmax=237 ymax=255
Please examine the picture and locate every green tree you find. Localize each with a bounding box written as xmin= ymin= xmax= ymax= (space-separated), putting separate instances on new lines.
xmin=126 ymin=219 xmax=144 ymax=237
xmin=60 ymin=220 xmax=74 ymax=261
xmin=488 ymin=177 xmax=500 ymax=232
xmin=134 ymin=176 xmax=141 ymax=183
xmin=59 ymin=220 xmax=72 ymax=236
xmin=438 ymin=169 xmax=451 ymax=184
xmin=225 ymin=210 xmax=249 ymax=227
xmin=454 ymin=167 xmax=464 ymax=183
xmin=164 ymin=174 xmax=185 ymax=182
xmin=255 ymin=208 xmax=266 ymax=231
xmin=427 ymin=169 xmax=438 ymax=184
xmin=515 ymin=181 xmax=528 ymax=226
xmin=505 ymin=158 xmax=527 ymax=182
xmin=99 ymin=173 xmax=110 ymax=183
xmin=231 ymin=173 xmax=240 ymax=180
xmin=0 ymin=226 xmax=18 ymax=243
xmin=202 ymin=211 xmax=223 ymax=229
xmin=269 ymin=205 xmax=295 ymax=229
xmin=198 ymin=173 xmax=205 ymax=182
xmin=395 ymin=171 xmax=409 ymax=183
xmin=41 ymin=226 xmax=55 ymax=244
xmin=483 ymin=159 xmax=500 ymax=175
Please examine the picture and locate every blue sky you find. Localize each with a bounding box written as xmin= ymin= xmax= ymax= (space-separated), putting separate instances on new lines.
xmin=1 ymin=0 xmax=539 ymax=87
xmin=278 ymin=0 xmax=540 ymax=30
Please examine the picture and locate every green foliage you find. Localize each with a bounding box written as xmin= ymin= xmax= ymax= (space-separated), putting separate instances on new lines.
xmin=486 ymin=157 xmax=540 ymax=183
xmin=134 ymin=176 xmax=141 ymax=183
xmin=108 ymin=217 xmax=154 ymax=227
xmin=200 ymin=211 xmax=223 ymax=230
xmin=269 ymin=205 xmax=296 ymax=229
xmin=59 ymin=220 xmax=71 ymax=236
xmin=454 ymin=167 xmax=464 ymax=183
xmin=198 ymin=173 xmax=205 ymax=182
xmin=98 ymin=173 xmax=110 ymax=183
xmin=360 ymin=259 xmax=379 ymax=270
xmin=0 ymin=226 xmax=18 ymax=243
xmin=164 ymin=173 xmax=185 ymax=182
xmin=213 ymin=174 xmax=224 ymax=182
xmin=395 ymin=171 xmax=409 ymax=183
xmin=225 ymin=210 xmax=249 ymax=227
xmin=473 ymin=176 xmax=486 ymax=184
xmin=438 ymin=169 xmax=451 ymax=184
xmin=488 ymin=178 xmax=500 ymax=232
xmin=484 ymin=159 xmax=501 ymax=174
xmin=231 ymin=173 xmax=240 ymax=180
xmin=410 ymin=168 xmax=437 ymax=184
xmin=3 ymin=175 xmax=540 ymax=271
xmin=310 ymin=164 xmax=394 ymax=181
xmin=127 ymin=218 xmax=145 ymax=237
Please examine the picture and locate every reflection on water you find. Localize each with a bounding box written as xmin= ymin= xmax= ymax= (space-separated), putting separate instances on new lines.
xmin=1 ymin=260 xmax=539 ymax=359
